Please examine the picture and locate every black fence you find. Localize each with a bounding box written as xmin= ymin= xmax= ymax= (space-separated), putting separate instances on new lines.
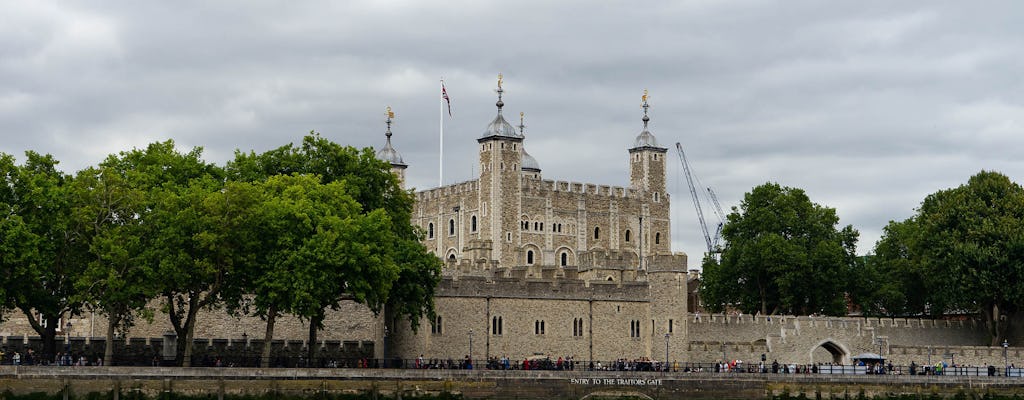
xmin=0 ymin=337 xmax=1019 ymax=377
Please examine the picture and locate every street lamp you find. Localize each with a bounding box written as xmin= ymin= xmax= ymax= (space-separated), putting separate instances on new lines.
xmin=241 ymin=332 xmax=248 ymax=367
xmin=64 ymin=321 xmax=72 ymax=366
xmin=664 ymin=333 xmax=670 ymax=373
xmin=383 ymin=325 xmax=389 ymax=368
xmin=1003 ymin=340 xmax=1009 ymax=377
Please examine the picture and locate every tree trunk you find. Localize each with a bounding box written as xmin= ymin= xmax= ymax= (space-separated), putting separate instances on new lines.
xmin=182 ymin=313 xmax=197 ymax=367
xmin=985 ymin=303 xmax=1003 ymax=346
xmin=759 ymin=287 xmax=768 ymax=316
xmin=104 ymin=314 xmax=119 ymax=366
xmin=307 ymin=311 xmax=323 ymax=365
xmin=21 ymin=307 xmax=62 ymax=361
xmin=262 ymin=304 xmax=277 ymax=368
xmin=167 ymin=292 xmax=203 ymax=367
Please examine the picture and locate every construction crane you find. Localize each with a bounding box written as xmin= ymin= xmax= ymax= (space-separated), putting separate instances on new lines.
xmin=675 ymin=142 xmax=724 ymax=255
xmin=707 ymin=187 xmax=725 ymax=251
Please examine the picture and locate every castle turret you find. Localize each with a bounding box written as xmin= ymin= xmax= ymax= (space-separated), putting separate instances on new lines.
xmin=518 ymin=112 xmax=542 ymax=180
xmin=376 ymin=106 xmax=407 ymax=188
xmin=629 ymin=90 xmax=668 ymax=195
xmin=629 ymin=91 xmax=672 ymax=258
xmin=476 ymin=74 xmax=524 ymax=267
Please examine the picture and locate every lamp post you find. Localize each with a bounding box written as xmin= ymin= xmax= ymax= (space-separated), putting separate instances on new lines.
xmin=241 ymin=332 xmax=248 ymax=367
xmin=64 ymin=321 xmax=72 ymax=366
xmin=383 ymin=325 xmax=389 ymax=368
xmin=1003 ymin=340 xmax=1009 ymax=377
xmin=664 ymin=333 xmax=670 ymax=373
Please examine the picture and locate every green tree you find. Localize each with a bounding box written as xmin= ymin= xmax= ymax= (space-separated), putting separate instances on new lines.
xmin=116 ymin=141 xmax=232 ymax=367
xmin=228 ymin=133 xmax=439 ymax=362
xmin=857 ymin=220 xmax=931 ymax=316
xmin=74 ymin=141 xmax=222 ymax=364
xmin=0 ymin=153 xmax=21 ymax=321
xmin=241 ymin=174 xmax=401 ymax=367
xmin=71 ymin=164 xmax=153 ymax=364
xmin=914 ymin=171 xmax=1024 ymax=345
xmin=0 ymin=152 xmax=86 ymax=359
xmin=700 ymin=182 xmax=859 ymax=316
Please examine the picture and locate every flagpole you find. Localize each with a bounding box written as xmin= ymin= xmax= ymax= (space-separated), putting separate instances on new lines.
xmin=439 ymin=78 xmax=444 ymax=187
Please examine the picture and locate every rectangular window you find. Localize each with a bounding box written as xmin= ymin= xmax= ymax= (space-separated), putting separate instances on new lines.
xmin=669 ymin=319 xmax=674 ymax=333
xmin=432 ymin=315 xmax=443 ymax=335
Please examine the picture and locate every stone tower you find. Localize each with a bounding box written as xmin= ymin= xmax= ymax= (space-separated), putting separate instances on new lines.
xmin=376 ymin=106 xmax=407 ymax=188
xmin=476 ymin=74 xmax=524 ymax=267
xmin=628 ymin=91 xmax=670 ymax=260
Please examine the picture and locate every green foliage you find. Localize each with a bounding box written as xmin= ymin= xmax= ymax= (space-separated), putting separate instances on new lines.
xmin=857 ymin=220 xmax=930 ymax=316
xmin=2 ymin=134 xmax=438 ymax=363
xmin=228 ymin=133 xmax=440 ymax=332
xmin=701 ymin=182 xmax=859 ymax=316
xmin=71 ymin=140 xmax=226 ymax=364
xmin=0 ymin=151 xmax=85 ymax=356
xmin=868 ymin=171 xmax=1024 ymax=344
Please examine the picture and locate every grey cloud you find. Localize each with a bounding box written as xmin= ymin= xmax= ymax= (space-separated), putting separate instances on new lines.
xmin=2 ymin=1 xmax=1023 ymax=262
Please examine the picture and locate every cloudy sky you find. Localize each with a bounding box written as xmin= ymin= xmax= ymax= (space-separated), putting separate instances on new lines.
xmin=3 ymin=1 xmax=1023 ymax=264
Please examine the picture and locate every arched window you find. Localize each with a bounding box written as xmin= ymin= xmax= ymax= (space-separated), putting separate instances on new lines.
xmin=471 ymin=216 xmax=477 ymax=232
xmin=527 ymin=250 xmax=534 ymax=265
xmin=449 ymin=219 xmax=455 ymax=235
xmin=655 ymin=232 xmax=661 ymax=244
xmin=654 ymin=192 xmax=660 ymax=202
xmin=448 ymin=254 xmax=456 ymax=263
xmin=625 ymin=230 xmax=631 ymax=242
xmin=594 ymin=227 xmax=600 ymax=240
xmin=428 ymin=223 xmax=434 ymax=239
xmin=560 ymin=252 xmax=567 ymax=266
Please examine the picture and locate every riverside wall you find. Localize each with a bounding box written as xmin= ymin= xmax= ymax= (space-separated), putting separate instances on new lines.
xmin=4 ymin=367 xmax=1024 ymax=400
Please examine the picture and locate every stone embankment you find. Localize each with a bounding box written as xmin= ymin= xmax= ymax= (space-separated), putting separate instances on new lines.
xmin=3 ymin=367 xmax=1024 ymax=399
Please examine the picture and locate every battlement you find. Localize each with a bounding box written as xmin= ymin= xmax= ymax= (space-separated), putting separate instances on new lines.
xmin=521 ymin=178 xmax=639 ymax=198
xmin=415 ymin=180 xmax=479 ymax=200
xmin=646 ymin=252 xmax=689 ymax=272
xmin=689 ymin=313 xmax=980 ymax=330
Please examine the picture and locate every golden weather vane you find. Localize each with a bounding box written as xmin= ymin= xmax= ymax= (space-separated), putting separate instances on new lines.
xmin=642 ymin=89 xmax=648 ymax=105
xmin=497 ymin=73 xmax=503 ymax=89
xmin=386 ymin=105 xmax=394 ymax=119
xmin=520 ymin=111 xmax=524 ymax=125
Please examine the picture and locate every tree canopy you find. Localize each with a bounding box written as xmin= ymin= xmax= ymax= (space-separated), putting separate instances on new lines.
xmin=865 ymin=171 xmax=1024 ymax=345
xmin=227 ymin=133 xmax=440 ymax=362
xmin=700 ymin=182 xmax=859 ymax=316
xmin=0 ymin=151 xmax=85 ymax=359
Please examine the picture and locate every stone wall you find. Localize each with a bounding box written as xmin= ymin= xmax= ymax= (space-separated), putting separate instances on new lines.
xmin=5 ymin=367 xmax=1024 ymax=399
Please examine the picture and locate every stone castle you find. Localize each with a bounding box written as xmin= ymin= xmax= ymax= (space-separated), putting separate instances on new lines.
xmin=379 ymin=80 xmax=691 ymax=363
xmin=0 ymin=78 xmax=1015 ymax=368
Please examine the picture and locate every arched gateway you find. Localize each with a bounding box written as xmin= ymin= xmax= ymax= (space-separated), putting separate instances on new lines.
xmin=810 ymin=340 xmax=849 ymax=365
